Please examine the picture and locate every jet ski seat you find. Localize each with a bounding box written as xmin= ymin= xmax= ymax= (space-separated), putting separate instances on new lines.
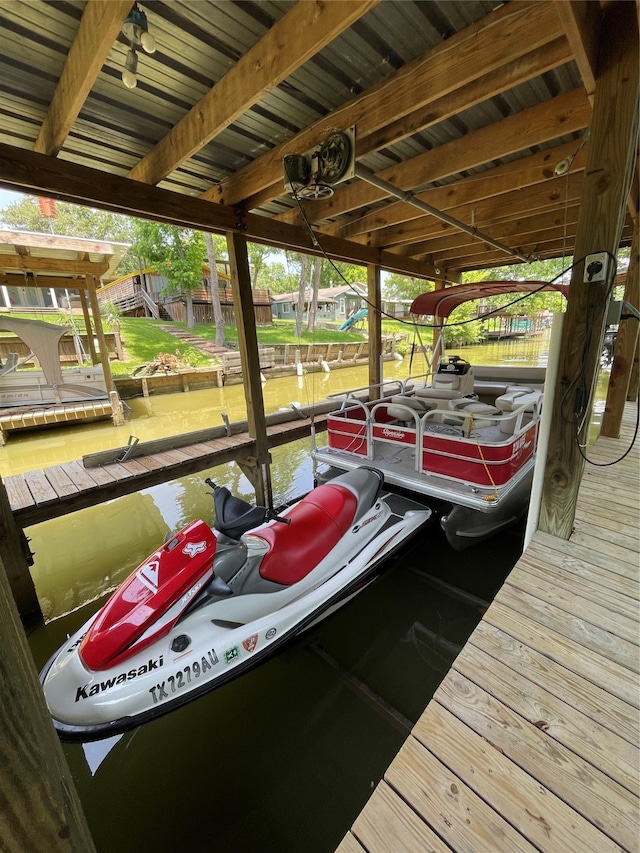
xmin=256 ymin=483 xmax=357 ymax=585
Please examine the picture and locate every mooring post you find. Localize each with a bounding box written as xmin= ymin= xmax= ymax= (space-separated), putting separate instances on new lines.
xmin=0 ymin=477 xmax=40 ymax=619
xmin=0 ymin=554 xmax=97 ymax=851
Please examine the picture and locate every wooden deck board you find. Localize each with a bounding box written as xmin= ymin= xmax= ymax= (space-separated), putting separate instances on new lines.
xmin=453 ymin=642 xmax=639 ymax=795
xmin=6 ymin=419 xmax=322 ymax=527
xmin=435 ymin=672 xmax=638 ymax=851
xmin=341 ymin=402 xmax=639 ymax=853
xmin=471 ymin=621 xmax=640 ymax=746
xmin=385 ymin=737 xmax=539 ymax=852
xmin=505 ymin=568 xmax=640 ymax=645
xmin=350 ymin=781 xmax=450 ymax=853
xmin=2 ymin=474 xmax=35 ymax=511
xmin=413 ymin=702 xmax=628 ymax=853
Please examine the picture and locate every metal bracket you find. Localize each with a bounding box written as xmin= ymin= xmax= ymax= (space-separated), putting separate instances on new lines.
xmin=115 ymin=435 xmax=139 ymax=462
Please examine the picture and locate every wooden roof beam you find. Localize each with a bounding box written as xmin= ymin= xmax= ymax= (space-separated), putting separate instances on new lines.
xmin=0 ymin=256 xmax=110 ymax=275
xmin=0 ymin=230 xmax=118 ymax=256
xmin=331 ymin=141 xmax=588 ymax=242
xmin=277 ymin=88 xmax=592 ymax=227
xmin=0 ymin=142 xmax=446 ymax=282
xmin=127 ymin=0 xmax=378 ymax=186
xmin=396 ymin=207 xmax=581 ymax=261
xmin=33 ymin=1 xmax=133 ymax=157
xmin=212 ymin=1 xmax=568 ymax=209
xmin=554 ymin=0 xmax=601 ymax=102
xmin=369 ymin=173 xmax=586 ymax=251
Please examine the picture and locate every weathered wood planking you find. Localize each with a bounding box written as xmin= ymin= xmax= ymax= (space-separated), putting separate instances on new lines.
xmin=339 ymin=402 xmax=639 ymax=853
xmin=4 ymin=418 xmax=327 ymax=527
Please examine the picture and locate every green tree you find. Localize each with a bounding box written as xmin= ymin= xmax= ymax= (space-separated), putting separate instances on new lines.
xmin=383 ymin=273 xmax=434 ymax=301
xmin=133 ymin=221 xmax=205 ymax=329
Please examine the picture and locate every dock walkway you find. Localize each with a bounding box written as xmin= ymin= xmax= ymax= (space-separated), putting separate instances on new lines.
xmin=4 ymin=415 xmax=327 ymax=528
xmin=338 ymin=402 xmax=639 ymax=853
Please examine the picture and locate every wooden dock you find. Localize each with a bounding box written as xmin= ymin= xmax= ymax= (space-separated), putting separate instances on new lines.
xmin=338 ymin=401 xmax=639 ymax=853
xmin=0 ymin=399 xmax=113 ymax=445
xmin=3 ymin=414 xmax=328 ymax=528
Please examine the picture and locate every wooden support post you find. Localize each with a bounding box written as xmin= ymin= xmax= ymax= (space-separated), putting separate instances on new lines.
xmin=601 ymin=222 xmax=639 ymax=436
xmin=628 ymin=338 xmax=639 ymax=403
xmin=0 ymin=551 xmax=97 ymax=851
xmin=86 ymin=275 xmax=116 ymax=394
xmin=0 ymin=477 xmax=40 ymax=619
xmin=367 ymin=264 xmax=382 ymax=400
xmin=226 ymin=232 xmax=272 ymax=507
xmin=539 ymin=1 xmax=639 ymax=540
xmin=78 ymin=288 xmax=98 ymax=364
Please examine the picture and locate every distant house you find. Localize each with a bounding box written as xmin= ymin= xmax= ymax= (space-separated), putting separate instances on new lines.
xmin=97 ymin=266 xmax=273 ymax=326
xmin=381 ymin=296 xmax=413 ymax=319
xmin=272 ymin=283 xmax=368 ymax=322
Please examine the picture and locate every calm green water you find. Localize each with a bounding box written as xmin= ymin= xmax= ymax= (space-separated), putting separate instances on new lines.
xmin=6 ymin=332 xmax=599 ymax=852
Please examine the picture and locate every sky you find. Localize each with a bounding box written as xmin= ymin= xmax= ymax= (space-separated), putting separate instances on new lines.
xmin=0 ymin=189 xmax=24 ymax=210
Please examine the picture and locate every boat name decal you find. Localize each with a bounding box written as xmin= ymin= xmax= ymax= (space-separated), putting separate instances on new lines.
xmin=381 ymin=428 xmax=407 ymax=439
xmin=148 ymin=649 xmax=219 ymax=705
xmin=75 ymin=655 xmax=165 ymax=702
xmin=136 ymin=559 xmax=160 ymax=594
xmin=242 ymin=634 xmax=258 ymax=653
xmin=182 ymin=540 xmax=208 ymax=558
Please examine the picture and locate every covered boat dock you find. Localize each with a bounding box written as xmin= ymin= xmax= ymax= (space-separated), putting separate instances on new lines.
xmin=0 ymin=1 xmax=637 ymax=850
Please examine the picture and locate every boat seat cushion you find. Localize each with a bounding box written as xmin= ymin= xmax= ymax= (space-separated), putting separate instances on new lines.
xmin=495 ymin=387 xmax=542 ymax=412
xmin=447 ymin=400 xmax=502 ymax=433
xmin=256 ymin=484 xmax=357 ymax=585
xmin=387 ymin=395 xmax=435 ymax=422
xmin=415 ymin=387 xmax=463 ymax=401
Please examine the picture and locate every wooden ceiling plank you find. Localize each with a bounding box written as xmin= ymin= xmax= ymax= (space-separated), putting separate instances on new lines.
xmin=212 ymin=1 xmax=566 ymax=208
xmin=127 ymin=0 xmax=378 ymax=186
xmin=277 ymin=88 xmax=592 ymax=226
xmin=332 ymin=141 xmax=588 ymax=241
xmin=33 ymin=1 xmax=133 ymax=157
xmin=0 ymin=142 xmax=445 ymax=282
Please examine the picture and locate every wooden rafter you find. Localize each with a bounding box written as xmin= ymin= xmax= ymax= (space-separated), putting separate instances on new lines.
xmin=33 ymin=1 xmax=133 ymax=157
xmin=127 ymin=0 xmax=378 ymax=186
xmin=277 ymin=88 xmax=592 ymax=228
xmin=331 ymin=141 xmax=589 ymax=242
xmin=370 ymin=173 xmax=586 ymax=251
xmin=211 ymin=1 xmax=569 ymax=209
xmin=554 ymin=0 xmax=601 ymax=102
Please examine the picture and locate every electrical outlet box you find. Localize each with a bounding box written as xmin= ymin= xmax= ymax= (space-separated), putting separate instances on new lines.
xmin=584 ymin=252 xmax=608 ymax=283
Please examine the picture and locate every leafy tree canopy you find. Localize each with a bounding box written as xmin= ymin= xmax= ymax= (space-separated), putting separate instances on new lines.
xmin=132 ymin=221 xmax=205 ymax=294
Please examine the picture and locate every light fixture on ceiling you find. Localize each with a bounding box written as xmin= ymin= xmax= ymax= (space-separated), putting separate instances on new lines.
xmin=121 ymin=3 xmax=156 ymax=89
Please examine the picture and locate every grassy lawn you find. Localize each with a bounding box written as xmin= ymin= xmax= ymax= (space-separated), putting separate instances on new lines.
xmin=1 ymin=313 xmax=376 ymax=377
